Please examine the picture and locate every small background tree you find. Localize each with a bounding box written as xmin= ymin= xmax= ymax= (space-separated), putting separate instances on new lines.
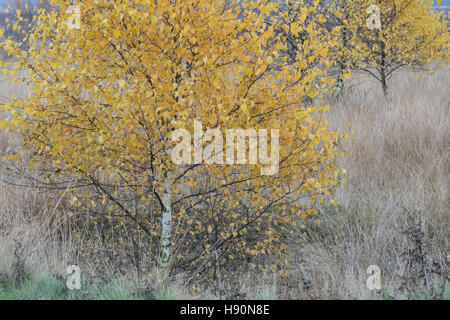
xmin=331 ymin=0 xmax=449 ymax=100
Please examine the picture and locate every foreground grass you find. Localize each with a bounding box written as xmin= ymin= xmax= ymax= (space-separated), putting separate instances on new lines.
xmin=0 ymin=272 xmax=153 ymax=300
xmin=0 ymin=267 xmax=447 ymax=300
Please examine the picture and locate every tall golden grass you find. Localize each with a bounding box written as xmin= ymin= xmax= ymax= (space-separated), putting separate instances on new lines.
xmin=0 ymin=65 xmax=448 ymax=299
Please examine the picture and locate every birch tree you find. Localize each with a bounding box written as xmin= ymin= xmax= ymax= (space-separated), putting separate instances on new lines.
xmin=1 ymin=0 xmax=348 ymax=276
xmin=330 ymin=0 xmax=449 ymax=99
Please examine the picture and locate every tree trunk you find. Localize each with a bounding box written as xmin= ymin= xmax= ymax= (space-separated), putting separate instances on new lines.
xmin=380 ymin=68 xmax=392 ymax=108
xmin=334 ymin=63 xmax=345 ymax=99
xmin=158 ymin=169 xmax=173 ymax=268
xmin=380 ymin=47 xmax=390 ymax=104
xmin=334 ymin=29 xmax=348 ymax=100
xmin=381 ymin=70 xmax=388 ymax=100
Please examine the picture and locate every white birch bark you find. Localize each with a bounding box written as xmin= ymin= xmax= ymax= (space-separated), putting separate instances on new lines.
xmin=158 ymin=169 xmax=173 ymax=268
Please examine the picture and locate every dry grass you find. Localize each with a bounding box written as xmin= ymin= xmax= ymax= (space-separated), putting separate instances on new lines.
xmin=0 ymin=65 xmax=448 ymax=299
